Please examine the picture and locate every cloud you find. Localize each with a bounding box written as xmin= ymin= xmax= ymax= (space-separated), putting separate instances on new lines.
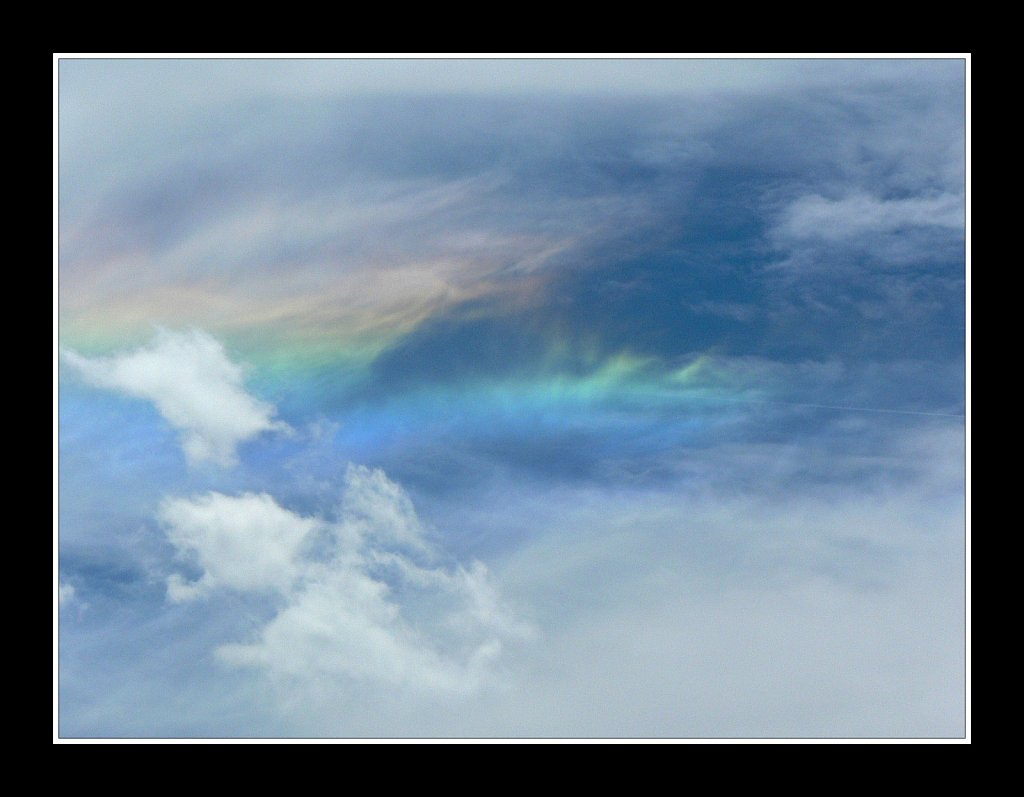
xmin=160 ymin=465 xmax=528 ymax=694
xmin=58 ymin=582 xmax=75 ymax=607
xmin=62 ymin=329 xmax=286 ymax=466
xmin=58 ymin=64 xmax=964 ymax=367
xmin=58 ymin=170 xmax=648 ymax=361
xmin=776 ymin=191 xmax=963 ymax=242
xmin=160 ymin=492 xmax=318 ymax=600
xmin=340 ymin=464 xmax=431 ymax=554
xmin=186 ymin=425 xmax=960 ymax=738
xmin=58 ymin=419 xmax=964 ymax=737
xmin=412 ymin=426 xmax=965 ymax=737
xmin=56 ymin=63 xmax=966 ymax=738
xmin=215 ymin=566 xmax=504 ymax=694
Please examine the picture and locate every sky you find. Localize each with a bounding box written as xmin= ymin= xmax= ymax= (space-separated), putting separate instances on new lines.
xmin=56 ymin=57 xmax=967 ymax=739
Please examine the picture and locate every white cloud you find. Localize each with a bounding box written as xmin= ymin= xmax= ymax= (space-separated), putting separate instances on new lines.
xmin=216 ymin=567 xmax=503 ymax=694
xmin=60 ymin=426 xmax=964 ymax=737
xmin=58 ymin=582 xmax=75 ymax=607
xmin=340 ymin=464 xmax=431 ymax=554
xmin=777 ymin=191 xmax=963 ymax=242
xmin=160 ymin=492 xmax=318 ymax=601
xmin=62 ymin=329 xmax=285 ymax=466
xmin=162 ymin=465 xmax=527 ymax=694
xmin=264 ymin=426 xmax=964 ymax=737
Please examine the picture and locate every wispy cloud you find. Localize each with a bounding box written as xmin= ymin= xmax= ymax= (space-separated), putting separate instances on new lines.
xmin=776 ymin=191 xmax=963 ymax=242
xmin=62 ymin=329 xmax=286 ymax=466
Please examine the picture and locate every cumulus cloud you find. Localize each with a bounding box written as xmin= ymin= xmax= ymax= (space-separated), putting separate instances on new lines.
xmin=62 ymin=329 xmax=285 ymax=466
xmin=160 ymin=492 xmax=318 ymax=601
xmin=160 ymin=465 xmax=527 ymax=693
xmin=216 ymin=567 xmax=505 ymax=694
